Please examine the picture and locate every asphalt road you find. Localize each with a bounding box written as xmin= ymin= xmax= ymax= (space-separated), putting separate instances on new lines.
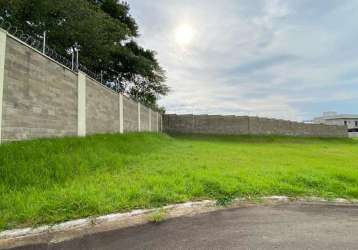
xmin=11 ymin=203 xmax=358 ymax=250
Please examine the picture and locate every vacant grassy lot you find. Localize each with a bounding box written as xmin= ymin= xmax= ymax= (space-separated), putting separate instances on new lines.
xmin=1 ymin=133 xmax=358 ymax=230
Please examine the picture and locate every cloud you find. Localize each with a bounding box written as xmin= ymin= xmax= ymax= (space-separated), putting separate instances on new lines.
xmin=226 ymin=54 xmax=299 ymax=75
xmin=128 ymin=0 xmax=358 ymax=120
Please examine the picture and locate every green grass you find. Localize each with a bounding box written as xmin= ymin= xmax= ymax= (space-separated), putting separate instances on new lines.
xmin=1 ymin=133 xmax=358 ymax=230
xmin=148 ymin=208 xmax=167 ymax=223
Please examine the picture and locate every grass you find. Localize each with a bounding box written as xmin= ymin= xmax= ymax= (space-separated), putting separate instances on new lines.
xmin=1 ymin=133 xmax=358 ymax=230
xmin=148 ymin=208 xmax=167 ymax=223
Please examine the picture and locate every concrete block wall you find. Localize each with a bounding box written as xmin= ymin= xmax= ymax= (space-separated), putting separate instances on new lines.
xmin=164 ymin=114 xmax=348 ymax=138
xmin=0 ymin=30 xmax=162 ymax=143
xmin=1 ymin=30 xmax=78 ymax=142
xmin=123 ymin=96 xmax=139 ymax=132
xmin=151 ymin=110 xmax=157 ymax=132
xmin=158 ymin=114 xmax=163 ymax=132
xmin=86 ymin=77 xmax=120 ymax=135
xmin=140 ymin=105 xmax=150 ymax=131
xmin=194 ymin=115 xmax=249 ymax=135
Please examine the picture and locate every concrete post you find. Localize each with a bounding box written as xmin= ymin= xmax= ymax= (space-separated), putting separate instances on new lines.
xmin=77 ymin=72 xmax=86 ymax=136
xmin=149 ymin=109 xmax=152 ymax=131
xmin=156 ymin=112 xmax=159 ymax=132
xmin=161 ymin=114 xmax=163 ymax=132
xmin=138 ymin=103 xmax=141 ymax=132
xmin=119 ymin=94 xmax=124 ymax=133
xmin=0 ymin=30 xmax=6 ymax=143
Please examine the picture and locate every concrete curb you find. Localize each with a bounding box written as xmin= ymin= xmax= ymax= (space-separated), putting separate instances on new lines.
xmin=0 ymin=196 xmax=357 ymax=249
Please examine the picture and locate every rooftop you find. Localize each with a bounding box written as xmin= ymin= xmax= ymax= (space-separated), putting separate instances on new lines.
xmin=314 ymin=112 xmax=358 ymax=120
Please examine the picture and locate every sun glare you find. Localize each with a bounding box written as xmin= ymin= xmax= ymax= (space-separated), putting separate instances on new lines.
xmin=175 ymin=25 xmax=194 ymax=46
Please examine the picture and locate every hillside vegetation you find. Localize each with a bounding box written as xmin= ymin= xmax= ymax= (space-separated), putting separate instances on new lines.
xmin=1 ymin=133 xmax=358 ymax=230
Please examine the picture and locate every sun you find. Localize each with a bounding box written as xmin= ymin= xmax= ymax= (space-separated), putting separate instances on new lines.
xmin=175 ymin=24 xmax=194 ymax=46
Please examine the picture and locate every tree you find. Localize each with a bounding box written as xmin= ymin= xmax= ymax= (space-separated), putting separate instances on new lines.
xmin=87 ymin=0 xmax=138 ymax=36
xmin=0 ymin=0 xmax=168 ymax=109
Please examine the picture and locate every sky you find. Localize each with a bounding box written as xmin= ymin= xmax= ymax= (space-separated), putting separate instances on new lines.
xmin=127 ymin=0 xmax=358 ymax=121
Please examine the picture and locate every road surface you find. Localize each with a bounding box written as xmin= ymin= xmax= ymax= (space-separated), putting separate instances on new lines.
xmin=11 ymin=203 xmax=358 ymax=250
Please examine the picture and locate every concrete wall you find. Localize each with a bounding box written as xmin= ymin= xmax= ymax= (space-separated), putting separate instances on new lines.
xmin=140 ymin=105 xmax=150 ymax=131
xmin=0 ymin=31 xmax=162 ymax=143
xmin=123 ymin=96 xmax=139 ymax=132
xmin=86 ymin=77 xmax=120 ymax=135
xmin=151 ymin=111 xmax=157 ymax=132
xmin=1 ymin=32 xmax=78 ymax=142
xmin=159 ymin=114 xmax=163 ymax=132
xmin=164 ymin=114 xmax=348 ymax=138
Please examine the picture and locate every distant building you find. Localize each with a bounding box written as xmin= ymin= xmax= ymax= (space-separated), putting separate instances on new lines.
xmin=313 ymin=112 xmax=358 ymax=137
